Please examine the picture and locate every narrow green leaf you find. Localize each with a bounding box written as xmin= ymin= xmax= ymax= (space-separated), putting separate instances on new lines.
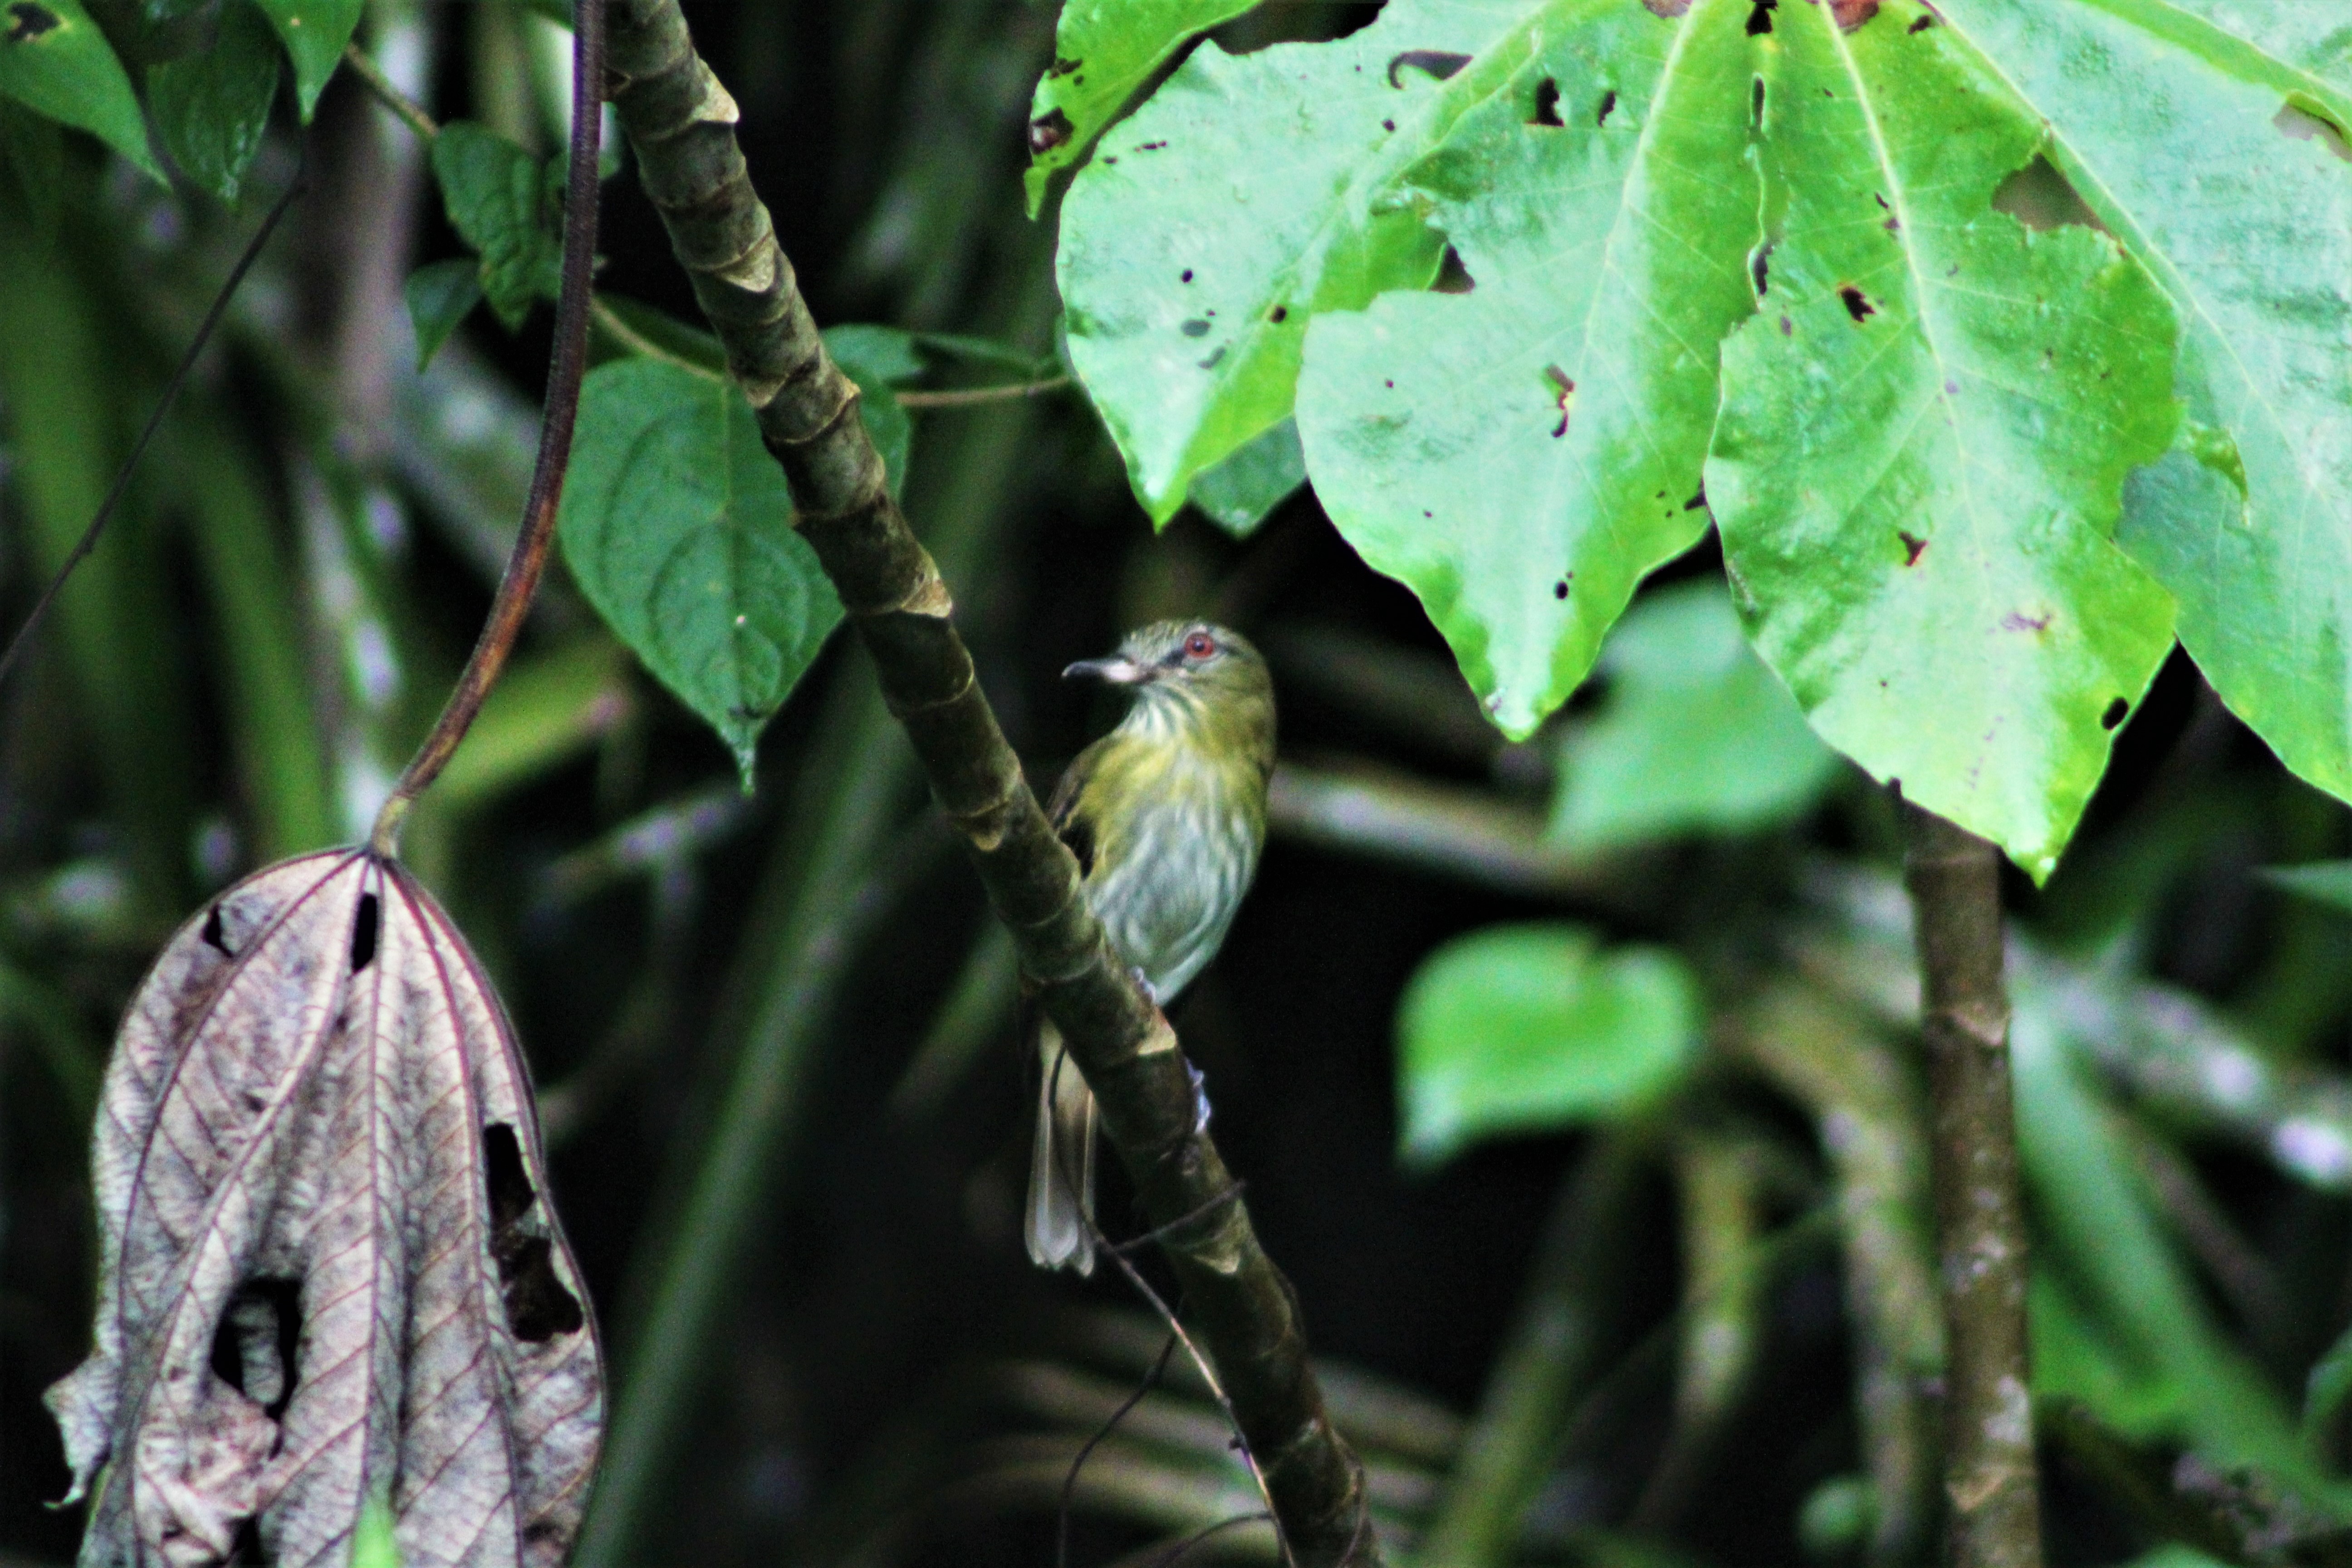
xmin=249 ymin=0 xmax=360 ymax=119
xmin=1397 ymin=922 xmax=1698 ymax=1167
xmin=1926 ymin=0 xmax=2352 ymax=820
xmin=2259 ymin=862 xmax=2352 ymax=915
xmin=1022 ymin=0 xmax=1258 ymax=215
xmin=1706 ymin=0 xmax=2178 ymax=881
xmin=1552 ymin=580 xmax=1839 ymax=848
xmin=432 ymin=637 xmax=631 ymax=811
xmin=1059 ymin=0 xmax=1528 ymax=522
xmin=0 ymin=0 xmax=160 ymax=177
xmin=404 ymin=258 xmax=482 ymax=371
xmin=1300 ymin=0 xmax=1761 ymax=739
xmin=2012 ymin=996 xmax=2325 ymax=1496
xmin=558 ymin=359 xmax=845 ymax=779
xmin=431 ymin=120 xmax=561 ymax=331
xmin=147 ymin=0 xmax=278 ymax=204
xmin=1188 ymin=416 xmax=1304 ymax=538
xmin=352 ymin=1490 xmax=403 ymax=1568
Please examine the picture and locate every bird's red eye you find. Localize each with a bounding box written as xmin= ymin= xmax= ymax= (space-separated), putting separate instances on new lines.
xmin=1184 ymin=632 xmax=1216 ymax=659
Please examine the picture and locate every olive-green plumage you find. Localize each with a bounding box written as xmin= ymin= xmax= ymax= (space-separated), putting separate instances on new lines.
xmin=1028 ymin=621 xmax=1276 ymax=1274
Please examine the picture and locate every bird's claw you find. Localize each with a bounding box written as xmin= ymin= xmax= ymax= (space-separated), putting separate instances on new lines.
xmin=1188 ymin=1061 xmax=1212 ymax=1134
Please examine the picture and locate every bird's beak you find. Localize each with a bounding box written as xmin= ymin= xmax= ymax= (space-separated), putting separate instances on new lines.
xmin=1063 ymin=656 xmax=1152 ymax=685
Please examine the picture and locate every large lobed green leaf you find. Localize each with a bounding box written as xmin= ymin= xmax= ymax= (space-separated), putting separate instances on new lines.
xmin=1302 ymin=0 xmax=1761 ymax=739
xmin=0 ymin=0 xmax=158 ymax=177
xmin=1058 ymin=0 xmax=1530 ymax=524
xmin=1023 ymin=0 xmax=1257 ymax=215
xmin=1708 ymin=0 xmax=2180 ymax=881
xmin=1927 ymin=0 xmax=2352 ymax=839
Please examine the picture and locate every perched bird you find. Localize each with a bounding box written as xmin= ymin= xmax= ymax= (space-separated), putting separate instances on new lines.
xmin=1027 ymin=620 xmax=1277 ymax=1274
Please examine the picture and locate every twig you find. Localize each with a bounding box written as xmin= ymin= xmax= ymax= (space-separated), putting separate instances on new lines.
xmin=589 ymin=296 xmax=725 ymax=379
xmin=369 ymin=0 xmax=605 ymax=856
xmin=596 ymin=2 xmax=1379 ymax=1561
xmin=0 ymin=162 xmax=307 ymax=692
xmin=1062 ymin=1334 xmax=1181 ymax=1568
xmin=1903 ymin=803 xmax=2043 ymax=1568
xmin=343 ymin=40 xmax=440 ymax=141
xmin=896 ymin=376 xmax=1070 ymax=408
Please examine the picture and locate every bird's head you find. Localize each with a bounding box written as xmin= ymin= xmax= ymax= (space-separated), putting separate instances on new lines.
xmin=1065 ymin=621 xmax=1275 ymax=768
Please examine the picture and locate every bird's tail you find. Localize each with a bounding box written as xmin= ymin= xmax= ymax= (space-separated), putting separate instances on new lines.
xmin=1026 ymin=1019 xmax=1097 ymax=1275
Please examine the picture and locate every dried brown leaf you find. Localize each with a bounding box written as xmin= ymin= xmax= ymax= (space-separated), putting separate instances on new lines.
xmin=46 ymin=850 xmax=603 ymax=1568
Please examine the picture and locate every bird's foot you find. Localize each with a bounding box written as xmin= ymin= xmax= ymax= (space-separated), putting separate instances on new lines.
xmin=1131 ymin=965 xmax=1159 ymax=1006
xmin=1187 ymin=1061 xmax=1212 ymax=1134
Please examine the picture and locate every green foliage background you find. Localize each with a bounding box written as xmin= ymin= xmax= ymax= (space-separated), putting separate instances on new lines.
xmin=0 ymin=3 xmax=2350 ymax=1567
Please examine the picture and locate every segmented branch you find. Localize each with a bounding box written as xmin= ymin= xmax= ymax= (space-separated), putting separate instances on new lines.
xmin=599 ymin=3 xmax=1377 ymax=1562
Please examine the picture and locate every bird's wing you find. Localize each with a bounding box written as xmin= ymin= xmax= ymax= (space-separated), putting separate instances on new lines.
xmin=1045 ymin=744 xmax=1098 ymax=880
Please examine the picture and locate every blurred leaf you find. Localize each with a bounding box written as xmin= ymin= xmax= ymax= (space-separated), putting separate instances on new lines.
xmin=557 ymin=359 xmax=844 ymax=781
xmin=2305 ymin=1319 xmax=2352 ymax=1451
xmin=597 ymin=293 xmax=725 ymax=372
xmin=1021 ymin=0 xmax=1256 ymax=214
xmin=431 ymin=637 xmax=631 ymax=812
xmin=249 ymin=0 xmax=359 ymax=118
xmin=1299 ymin=0 xmax=1760 ymax=742
xmin=431 ymin=120 xmax=562 ymax=330
xmin=0 ymin=957 xmax=98 ymax=1118
xmin=2124 ymin=1550 xmax=2234 ymax=1568
xmin=2031 ymin=1270 xmax=2185 ymax=1442
xmin=1797 ymin=1475 xmax=1877 ymax=1561
xmin=0 ymin=82 xmax=63 ymax=220
xmin=1708 ymin=0 xmax=2179 ymax=883
xmin=1397 ymin=923 xmax=1697 ymax=1166
xmin=146 ymin=0 xmax=279 ymax=205
xmin=1059 ymin=0 xmax=1521 ymax=525
xmin=1551 ymin=581 xmax=1838 ymax=848
xmin=2011 ymin=1000 xmax=2327 ymax=1499
xmin=181 ymin=412 xmax=339 ymax=858
xmin=821 ymin=322 xmax=926 ymax=385
xmin=0 ymin=0 xmax=161 ymax=178
xmin=353 ymin=1493 xmax=404 ymax=1568
xmin=2261 ymin=861 xmax=2352 ymax=915
xmin=1188 ymin=416 xmax=1303 ymax=538
xmin=406 ymin=258 xmax=482 ymax=371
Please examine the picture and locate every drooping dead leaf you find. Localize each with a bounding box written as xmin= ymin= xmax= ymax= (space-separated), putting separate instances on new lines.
xmin=46 ymin=850 xmax=602 ymax=1568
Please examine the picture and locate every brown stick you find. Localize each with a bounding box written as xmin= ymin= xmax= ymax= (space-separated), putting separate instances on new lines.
xmin=1903 ymin=804 xmax=2042 ymax=1568
xmin=598 ymin=2 xmax=1376 ymax=1561
xmin=368 ymin=0 xmax=605 ymax=857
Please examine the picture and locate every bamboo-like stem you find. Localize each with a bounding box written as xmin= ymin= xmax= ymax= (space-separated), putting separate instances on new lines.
xmin=596 ymin=3 xmax=1377 ymax=1561
xmin=1902 ymin=805 xmax=2042 ymax=1568
xmin=367 ymin=0 xmax=603 ymax=857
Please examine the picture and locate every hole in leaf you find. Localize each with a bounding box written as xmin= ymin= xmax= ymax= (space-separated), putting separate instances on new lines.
xmin=1750 ymin=239 xmax=1774 ymax=299
xmin=1544 ymin=366 xmax=1575 ymax=436
xmin=1531 ymin=78 xmax=1564 ymax=127
xmin=1838 ymin=284 xmax=1875 ymax=322
xmin=1991 ymin=154 xmax=2105 ymax=231
xmin=1269 ymin=305 xmax=1289 ymax=323
xmin=4 ymin=2 xmax=59 ymax=42
xmin=1752 ymin=77 xmax=1766 ymax=129
xmin=1181 ymin=318 xmax=1211 ymax=338
xmin=1596 ymin=89 xmax=1617 ymax=127
xmin=203 ymin=905 xmax=231 ymax=955
xmin=1554 ymin=580 xmax=1570 ymax=600
xmin=1027 ymin=109 xmax=1074 ymax=155
xmin=1180 ymin=268 xmax=1194 ymax=283
xmin=483 ymin=1125 xmax=585 ymax=1343
xmin=1434 ymin=245 xmax=1475 ymax=294
xmin=1832 ymin=0 xmax=1879 ymax=29
xmin=2277 ymin=100 xmax=2352 ymax=163
xmin=1388 ymin=50 xmax=1471 ymax=87
xmin=2101 ymin=697 xmax=2128 ymax=730
xmin=1899 ymin=530 xmax=1926 ymax=565
xmin=1745 ymin=0 xmax=1776 ymax=36
xmin=350 ymin=894 xmax=380 ymax=974
xmin=1908 ymin=10 xmax=1937 ymax=31
xmin=209 ymin=1277 xmax=302 ymax=1420
xmin=1684 ymin=488 xmax=1707 ymax=512
xmin=1046 ymin=55 xmax=1082 ymax=79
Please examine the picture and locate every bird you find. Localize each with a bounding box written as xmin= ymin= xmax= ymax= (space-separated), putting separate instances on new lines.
xmin=1027 ymin=620 xmax=1277 ymax=1274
